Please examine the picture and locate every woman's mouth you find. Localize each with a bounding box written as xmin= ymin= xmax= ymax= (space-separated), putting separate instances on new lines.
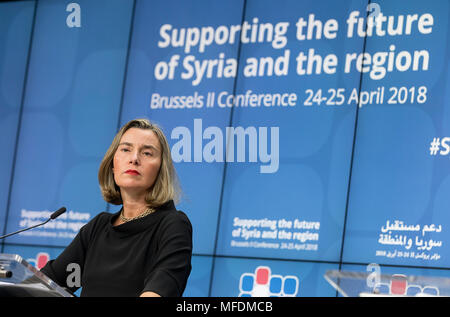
xmin=125 ymin=169 xmax=140 ymax=175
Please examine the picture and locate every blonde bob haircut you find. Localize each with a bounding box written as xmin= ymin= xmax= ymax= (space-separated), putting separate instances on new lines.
xmin=98 ymin=118 xmax=180 ymax=207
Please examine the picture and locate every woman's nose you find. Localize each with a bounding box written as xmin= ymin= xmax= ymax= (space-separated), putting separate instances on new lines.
xmin=129 ymin=151 xmax=140 ymax=164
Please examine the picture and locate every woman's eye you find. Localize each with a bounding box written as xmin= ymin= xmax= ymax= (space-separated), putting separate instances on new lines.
xmin=144 ymin=152 xmax=152 ymax=156
xmin=121 ymin=148 xmax=130 ymax=152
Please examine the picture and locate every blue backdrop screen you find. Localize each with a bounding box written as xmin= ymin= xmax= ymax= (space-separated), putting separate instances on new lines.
xmin=1 ymin=0 xmax=450 ymax=297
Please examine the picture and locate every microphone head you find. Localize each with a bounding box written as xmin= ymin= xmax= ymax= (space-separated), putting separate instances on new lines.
xmin=50 ymin=207 xmax=67 ymax=220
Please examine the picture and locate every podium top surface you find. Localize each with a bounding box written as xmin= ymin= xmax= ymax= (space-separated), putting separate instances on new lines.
xmin=0 ymin=253 xmax=73 ymax=297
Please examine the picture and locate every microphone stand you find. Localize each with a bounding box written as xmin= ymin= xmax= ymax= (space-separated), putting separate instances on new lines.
xmin=0 ymin=218 xmax=52 ymax=240
xmin=0 ymin=207 xmax=67 ymax=240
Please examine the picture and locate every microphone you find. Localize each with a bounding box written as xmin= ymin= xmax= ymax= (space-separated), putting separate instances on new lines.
xmin=0 ymin=207 xmax=67 ymax=240
xmin=50 ymin=207 xmax=67 ymax=220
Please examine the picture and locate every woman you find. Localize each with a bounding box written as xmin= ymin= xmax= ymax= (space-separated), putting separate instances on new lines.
xmin=41 ymin=118 xmax=192 ymax=297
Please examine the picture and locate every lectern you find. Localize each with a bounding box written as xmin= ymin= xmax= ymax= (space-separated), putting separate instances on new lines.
xmin=324 ymin=269 xmax=450 ymax=297
xmin=0 ymin=253 xmax=73 ymax=297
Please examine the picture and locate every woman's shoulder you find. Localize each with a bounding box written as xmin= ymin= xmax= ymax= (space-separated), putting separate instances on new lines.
xmin=80 ymin=211 xmax=113 ymax=234
xmin=153 ymin=202 xmax=192 ymax=244
xmin=157 ymin=201 xmax=192 ymax=228
xmin=159 ymin=200 xmax=189 ymax=216
xmin=89 ymin=211 xmax=113 ymax=224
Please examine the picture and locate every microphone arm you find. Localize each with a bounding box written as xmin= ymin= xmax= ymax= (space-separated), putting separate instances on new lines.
xmin=0 ymin=207 xmax=67 ymax=240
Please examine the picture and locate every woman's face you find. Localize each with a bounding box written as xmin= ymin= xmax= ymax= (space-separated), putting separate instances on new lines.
xmin=112 ymin=128 xmax=162 ymax=195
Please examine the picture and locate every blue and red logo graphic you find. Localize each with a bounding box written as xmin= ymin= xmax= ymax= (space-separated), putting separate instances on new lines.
xmin=27 ymin=252 xmax=50 ymax=270
xmin=374 ymin=274 xmax=440 ymax=296
xmin=239 ymin=266 xmax=299 ymax=297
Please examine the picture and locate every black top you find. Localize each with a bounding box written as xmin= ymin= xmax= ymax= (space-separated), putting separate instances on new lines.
xmin=40 ymin=200 xmax=192 ymax=297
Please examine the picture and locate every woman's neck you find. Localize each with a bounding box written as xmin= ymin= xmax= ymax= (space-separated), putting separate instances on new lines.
xmin=122 ymin=202 xmax=148 ymax=218
xmin=120 ymin=190 xmax=148 ymax=218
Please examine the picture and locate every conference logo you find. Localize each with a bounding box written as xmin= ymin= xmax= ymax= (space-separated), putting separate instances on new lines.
xmin=372 ymin=274 xmax=439 ymax=296
xmin=27 ymin=252 xmax=49 ymax=270
xmin=239 ymin=266 xmax=299 ymax=297
xmin=367 ymin=265 xmax=440 ymax=296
